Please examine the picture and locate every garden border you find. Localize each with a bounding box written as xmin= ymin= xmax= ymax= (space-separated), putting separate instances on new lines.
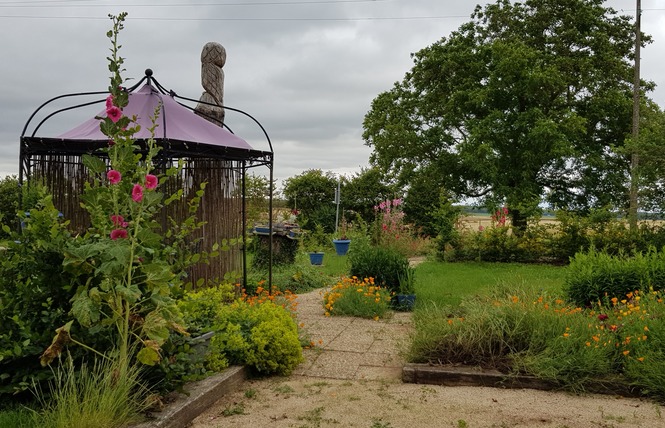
xmin=402 ymin=364 xmax=640 ymax=398
xmin=132 ymin=366 xmax=246 ymax=428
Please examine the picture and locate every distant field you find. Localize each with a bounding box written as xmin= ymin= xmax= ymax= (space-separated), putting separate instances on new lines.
xmin=460 ymin=214 xmax=558 ymax=231
xmin=460 ymin=213 xmax=664 ymax=231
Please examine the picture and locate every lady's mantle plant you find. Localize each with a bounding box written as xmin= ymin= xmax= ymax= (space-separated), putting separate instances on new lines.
xmin=41 ymin=13 xmax=214 ymax=370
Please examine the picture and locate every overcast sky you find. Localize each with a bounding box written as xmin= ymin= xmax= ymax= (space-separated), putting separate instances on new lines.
xmin=1 ymin=0 xmax=664 ymax=191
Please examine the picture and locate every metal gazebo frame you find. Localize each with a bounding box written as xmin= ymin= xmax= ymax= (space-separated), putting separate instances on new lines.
xmin=19 ymin=69 xmax=276 ymax=288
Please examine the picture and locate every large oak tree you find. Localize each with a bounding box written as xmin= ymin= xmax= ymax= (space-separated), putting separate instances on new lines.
xmin=363 ymin=0 xmax=652 ymax=231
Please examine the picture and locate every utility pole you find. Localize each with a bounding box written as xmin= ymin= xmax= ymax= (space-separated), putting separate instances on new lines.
xmin=629 ymin=0 xmax=642 ymax=232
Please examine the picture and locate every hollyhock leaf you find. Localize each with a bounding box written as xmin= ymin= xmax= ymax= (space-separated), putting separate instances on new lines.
xmin=142 ymin=311 xmax=170 ymax=345
xmin=137 ymin=346 xmax=160 ymax=366
xmin=82 ymin=154 xmax=107 ymax=174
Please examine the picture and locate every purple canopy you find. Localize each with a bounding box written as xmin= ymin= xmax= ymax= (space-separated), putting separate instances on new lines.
xmin=58 ymin=84 xmax=252 ymax=151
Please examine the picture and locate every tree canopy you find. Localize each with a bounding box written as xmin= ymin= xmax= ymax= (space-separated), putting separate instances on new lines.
xmin=363 ymin=0 xmax=652 ymax=230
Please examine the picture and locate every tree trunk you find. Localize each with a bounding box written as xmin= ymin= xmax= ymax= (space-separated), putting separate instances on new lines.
xmin=511 ymin=209 xmax=528 ymax=237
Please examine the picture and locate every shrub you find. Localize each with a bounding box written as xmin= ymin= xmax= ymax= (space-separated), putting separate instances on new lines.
xmin=565 ymin=248 xmax=665 ymax=307
xmin=177 ymin=282 xmax=236 ymax=334
xmin=348 ymin=244 xmax=410 ymax=292
xmin=323 ymin=277 xmax=392 ymax=319
xmin=249 ymin=235 xmax=299 ymax=268
xmin=207 ymin=298 xmax=303 ymax=376
xmin=0 ymin=197 xmax=82 ymax=400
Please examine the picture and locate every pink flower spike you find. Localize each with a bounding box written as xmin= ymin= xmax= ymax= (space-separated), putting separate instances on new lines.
xmin=107 ymin=169 xmax=121 ymax=184
xmin=110 ymin=214 xmax=125 ymax=226
xmin=106 ymin=106 xmax=122 ymax=123
xmin=145 ymin=174 xmax=158 ymax=190
xmin=105 ymin=95 xmax=114 ymax=109
xmin=132 ymin=184 xmax=144 ymax=202
xmin=110 ymin=229 xmax=128 ymax=240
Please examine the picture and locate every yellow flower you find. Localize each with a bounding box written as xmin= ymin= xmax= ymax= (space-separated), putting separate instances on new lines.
xmin=623 ymin=350 xmax=630 ymax=356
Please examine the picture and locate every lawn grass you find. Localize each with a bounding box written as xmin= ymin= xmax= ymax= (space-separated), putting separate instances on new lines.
xmin=315 ymin=252 xmax=350 ymax=278
xmin=414 ymin=261 xmax=567 ymax=308
xmin=0 ymin=406 xmax=36 ymax=428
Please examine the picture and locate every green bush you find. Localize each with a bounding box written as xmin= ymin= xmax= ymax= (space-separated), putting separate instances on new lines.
xmin=348 ymin=244 xmax=410 ymax=292
xmin=249 ymin=235 xmax=299 ymax=268
xmin=565 ymin=248 xmax=665 ymax=307
xmin=207 ymin=300 xmax=303 ymax=375
xmin=177 ymin=282 xmax=236 ymax=334
xmin=0 ymin=197 xmax=83 ymax=401
xmin=140 ymin=282 xmax=239 ymax=392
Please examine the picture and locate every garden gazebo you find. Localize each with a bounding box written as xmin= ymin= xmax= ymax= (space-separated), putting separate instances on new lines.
xmin=19 ymin=69 xmax=274 ymax=286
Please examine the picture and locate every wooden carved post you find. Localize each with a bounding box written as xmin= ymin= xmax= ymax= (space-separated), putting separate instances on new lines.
xmin=195 ymin=42 xmax=226 ymax=126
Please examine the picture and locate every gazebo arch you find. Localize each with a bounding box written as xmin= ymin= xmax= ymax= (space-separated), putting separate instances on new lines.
xmin=19 ymin=69 xmax=275 ymax=287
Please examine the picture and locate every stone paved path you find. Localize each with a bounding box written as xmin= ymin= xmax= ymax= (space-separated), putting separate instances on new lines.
xmin=291 ymin=289 xmax=412 ymax=381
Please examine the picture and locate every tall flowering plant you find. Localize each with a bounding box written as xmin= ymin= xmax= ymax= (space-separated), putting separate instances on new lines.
xmin=41 ymin=13 xmax=212 ymax=370
xmin=372 ymin=198 xmax=411 ymax=253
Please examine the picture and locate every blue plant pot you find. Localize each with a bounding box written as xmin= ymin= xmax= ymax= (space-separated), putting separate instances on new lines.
xmin=309 ymin=252 xmax=324 ymax=265
xmin=332 ymin=239 xmax=351 ymax=256
xmin=395 ymin=294 xmax=416 ymax=311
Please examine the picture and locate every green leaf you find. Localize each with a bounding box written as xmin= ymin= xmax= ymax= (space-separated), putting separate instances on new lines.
xmin=136 ymin=346 xmax=160 ymax=366
xmin=142 ymin=311 xmax=170 ymax=345
xmin=82 ymin=154 xmax=107 ymax=175
xmin=115 ymin=284 xmax=142 ymax=303
xmin=71 ymin=287 xmax=101 ymax=327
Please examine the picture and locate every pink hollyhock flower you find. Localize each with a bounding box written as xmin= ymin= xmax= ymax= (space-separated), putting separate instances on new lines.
xmin=107 ymin=169 xmax=121 ymax=184
xmin=132 ymin=184 xmax=144 ymax=202
xmin=110 ymin=214 xmax=124 ymax=227
xmin=110 ymin=229 xmax=128 ymax=240
xmin=107 ymin=106 xmax=122 ymax=123
xmin=479 ymin=225 xmax=485 ymax=231
xmin=145 ymin=174 xmax=158 ymax=190
xmin=105 ymin=95 xmax=114 ymax=109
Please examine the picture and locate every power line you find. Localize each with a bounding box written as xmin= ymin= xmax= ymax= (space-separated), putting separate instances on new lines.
xmin=0 ymin=0 xmax=394 ymax=6
xmin=0 ymin=14 xmax=463 ymax=21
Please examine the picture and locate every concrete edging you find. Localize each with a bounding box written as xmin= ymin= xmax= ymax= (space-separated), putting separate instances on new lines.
xmin=134 ymin=366 xmax=246 ymax=428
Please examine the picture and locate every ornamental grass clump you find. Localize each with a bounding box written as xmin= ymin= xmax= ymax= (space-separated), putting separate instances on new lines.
xmin=322 ymin=276 xmax=392 ymax=320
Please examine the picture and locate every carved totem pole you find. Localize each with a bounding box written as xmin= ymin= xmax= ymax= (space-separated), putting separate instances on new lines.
xmin=195 ymin=42 xmax=226 ymax=126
